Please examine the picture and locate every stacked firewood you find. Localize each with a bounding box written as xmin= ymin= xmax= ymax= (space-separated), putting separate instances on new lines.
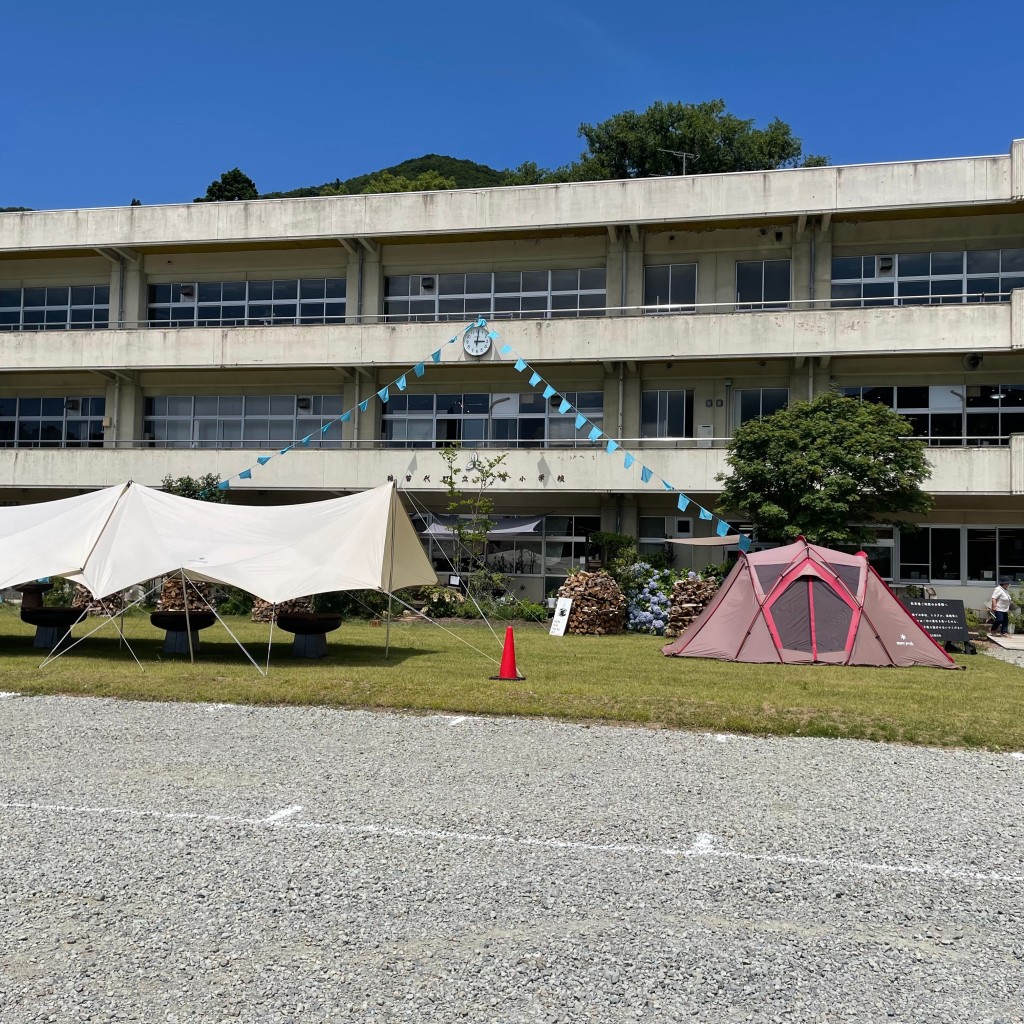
xmin=71 ymin=583 xmax=126 ymax=616
xmin=556 ymin=571 xmax=626 ymax=635
xmin=157 ymin=575 xmax=215 ymax=612
xmin=664 ymin=576 xmax=721 ymax=639
xmin=250 ymin=596 xmax=314 ymax=623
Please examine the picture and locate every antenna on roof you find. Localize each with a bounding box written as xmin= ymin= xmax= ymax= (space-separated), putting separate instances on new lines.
xmin=658 ymin=149 xmax=698 ymax=175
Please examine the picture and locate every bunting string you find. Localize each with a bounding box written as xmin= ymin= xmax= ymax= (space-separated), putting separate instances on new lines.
xmin=203 ymin=317 xmax=752 ymax=551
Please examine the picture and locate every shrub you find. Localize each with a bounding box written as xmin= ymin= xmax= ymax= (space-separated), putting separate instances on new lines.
xmin=618 ymin=561 xmax=680 ymax=636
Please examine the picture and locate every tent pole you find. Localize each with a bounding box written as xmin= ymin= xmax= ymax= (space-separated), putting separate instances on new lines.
xmin=384 ymin=487 xmax=399 ymax=660
xmin=182 ymin=569 xmax=194 ymax=665
xmin=265 ymin=605 xmax=276 ymax=675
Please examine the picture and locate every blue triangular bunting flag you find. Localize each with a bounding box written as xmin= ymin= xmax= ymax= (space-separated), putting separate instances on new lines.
xmin=575 ymin=413 xmax=587 ymax=430
xmin=738 ymin=535 xmax=752 ymax=552
xmin=606 ymin=439 xmax=620 ymax=454
xmin=488 ymin=330 xmax=499 ymax=340
xmin=321 ymin=423 xmax=332 ymax=434
xmin=558 ymin=399 xmax=571 ymax=414
xmin=300 ymin=434 xmax=312 ymax=446
xmin=476 ymin=317 xmax=486 ymax=327
xmin=640 ymin=466 xmax=652 ymax=484
xmin=500 ymin=344 xmax=513 ymax=355
xmin=529 ymin=372 xmax=542 ymax=387
xmin=588 ymin=426 xmax=602 ymax=442
xmin=257 ymin=456 xmax=272 ymax=466
xmin=716 ymin=519 xmax=731 ymax=537
xmin=414 ymin=362 xmax=425 ymax=377
xmin=396 ymin=375 xmax=407 ymax=391
xmin=542 ymin=384 xmax=556 ymax=400
xmin=279 ymin=445 xmax=293 ymax=455
xmin=623 ymin=452 xmax=635 ymax=469
xmin=514 ymin=358 xmax=527 ymax=372
xmin=359 ymin=400 xmax=369 ymax=412
xmin=677 ymin=495 xmax=690 ymax=512
xmin=340 ymin=411 xmax=351 ymax=422
xmin=431 ymin=350 xmax=442 ymax=363
xmin=377 ymin=386 xmax=390 ymax=404
xmin=699 ymin=507 xmax=713 ymax=521
xmin=662 ymin=479 xmax=673 ymax=491
xmin=239 ymin=468 xmax=252 ymax=480
xmin=217 ymin=480 xmax=230 ymax=490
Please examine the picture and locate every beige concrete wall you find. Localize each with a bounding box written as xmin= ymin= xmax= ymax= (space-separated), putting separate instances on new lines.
xmin=0 ymin=444 xmax=1010 ymax=499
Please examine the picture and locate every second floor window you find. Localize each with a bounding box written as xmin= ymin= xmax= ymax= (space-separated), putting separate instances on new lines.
xmin=381 ymin=391 xmax=604 ymax=448
xmin=0 ymin=396 xmax=106 ymax=447
xmin=736 ymin=260 xmax=791 ymax=310
xmin=643 ymin=264 xmax=697 ymax=313
xmin=383 ymin=269 xmax=606 ymax=322
xmin=640 ymin=390 xmax=695 ymax=437
xmin=147 ymin=279 xmax=346 ymax=327
xmin=0 ymin=286 xmax=109 ymax=331
xmin=831 ymin=249 xmax=1024 ymax=307
xmin=142 ymin=394 xmax=345 ymax=448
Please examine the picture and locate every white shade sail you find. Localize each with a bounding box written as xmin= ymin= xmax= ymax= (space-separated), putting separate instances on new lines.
xmin=0 ymin=482 xmax=437 ymax=604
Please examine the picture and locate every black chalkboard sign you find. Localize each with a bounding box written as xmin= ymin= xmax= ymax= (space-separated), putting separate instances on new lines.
xmin=900 ymin=598 xmax=969 ymax=641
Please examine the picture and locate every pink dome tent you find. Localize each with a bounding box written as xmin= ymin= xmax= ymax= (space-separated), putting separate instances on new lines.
xmin=662 ymin=537 xmax=957 ymax=669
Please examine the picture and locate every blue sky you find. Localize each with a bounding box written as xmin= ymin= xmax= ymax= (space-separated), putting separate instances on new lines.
xmin=3 ymin=0 xmax=1021 ymax=210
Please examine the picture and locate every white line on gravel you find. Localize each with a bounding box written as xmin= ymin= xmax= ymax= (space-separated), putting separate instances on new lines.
xmin=263 ymin=804 xmax=303 ymax=823
xmin=2 ymin=799 xmax=1022 ymax=887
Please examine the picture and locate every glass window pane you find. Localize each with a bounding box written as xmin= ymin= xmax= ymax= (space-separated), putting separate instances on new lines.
xmin=999 ymin=528 xmax=1024 ymax=582
xmin=967 ymin=528 xmax=997 ymax=581
xmin=1001 ymin=249 xmax=1024 ymax=273
xmin=521 ymin=271 xmax=548 ymax=292
xmin=23 ymin=288 xmax=46 ymax=306
xmin=898 ymin=253 xmax=929 ymax=277
xmin=273 ymin=280 xmax=297 ymax=299
xmin=45 ymin=287 xmax=69 ymax=306
xmin=69 ymin=286 xmax=94 ymax=305
xmin=494 ymin=272 xmax=521 ymax=293
xmin=197 ymin=282 xmax=221 ymax=302
xmin=831 ymin=257 xmax=862 ymax=280
xmin=736 ymin=261 xmax=762 ymax=304
xmin=763 ymin=261 xmax=791 ymax=302
xmin=862 ymin=387 xmax=894 ymax=407
xmin=248 ymin=280 xmax=272 ymax=301
xmin=299 ymin=279 xmax=326 ymax=299
xmin=220 ymin=281 xmax=245 ymax=301
xmin=930 ymin=252 xmax=962 ymax=276
xmin=579 ymin=268 xmax=606 ymax=290
xmin=269 ymin=396 xmax=294 ymax=415
xmin=437 ymin=274 xmax=465 ymax=296
xmin=0 ymin=288 xmax=22 ymax=307
xmin=550 ymin=270 xmax=579 ymax=291
xmin=384 ymin=276 xmax=409 ymax=297
xmin=966 ymin=250 xmax=999 ymax=274
xmin=761 ymin=388 xmax=788 ymax=417
xmin=324 ymin=278 xmax=345 ymax=299
xmin=194 ymin=396 xmax=218 ymax=415
xmin=669 ymin=265 xmax=696 ymax=306
xmin=644 ymin=266 xmax=670 ymax=307
xmin=465 ymin=273 xmax=491 ymax=294
xmin=896 ymin=387 xmax=929 ymax=409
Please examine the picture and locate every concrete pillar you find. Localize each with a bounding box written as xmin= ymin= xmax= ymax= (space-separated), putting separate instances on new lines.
xmin=605 ymin=230 xmax=625 ymax=313
xmin=1012 ymin=138 xmax=1024 ymax=200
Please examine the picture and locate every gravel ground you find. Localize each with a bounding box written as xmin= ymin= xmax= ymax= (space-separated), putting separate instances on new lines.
xmin=1 ymin=695 xmax=1023 ymax=1024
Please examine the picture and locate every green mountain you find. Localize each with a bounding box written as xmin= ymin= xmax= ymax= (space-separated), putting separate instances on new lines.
xmin=261 ymin=154 xmax=505 ymax=199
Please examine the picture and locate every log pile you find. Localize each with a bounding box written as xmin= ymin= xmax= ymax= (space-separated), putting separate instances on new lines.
xmin=251 ymin=596 xmax=314 ymax=623
xmin=664 ymin=576 xmax=720 ymax=639
xmin=157 ymin=576 xmax=215 ymax=612
xmin=71 ymin=583 xmax=126 ymax=616
xmin=556 ymin=571 xmax=626 ymax=635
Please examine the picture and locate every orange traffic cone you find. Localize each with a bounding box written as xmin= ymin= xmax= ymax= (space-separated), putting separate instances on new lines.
xmin=490 ymin=626 xmax=525 ymax=681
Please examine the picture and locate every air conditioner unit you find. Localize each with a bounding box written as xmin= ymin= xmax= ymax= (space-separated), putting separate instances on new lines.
xmin=64 ymin=399 xmax=80 ymax=411
xmin=876 ymin=256 xmax=895 ymax=277
xmin=179 ymin=284 xmax=196 ymax=300
xmin=297 ymin=396 xmax=312 ymax=411
xmin=420 ymin=277 xmax=435 ymax=291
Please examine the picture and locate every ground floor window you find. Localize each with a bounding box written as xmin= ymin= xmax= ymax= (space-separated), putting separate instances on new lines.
xmin=892 ymin=524 xmax=1024 ymax=585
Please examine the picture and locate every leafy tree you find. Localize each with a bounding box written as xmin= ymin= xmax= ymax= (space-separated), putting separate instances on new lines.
xmin=1 ymin=206 xmax=33 ymax=212
xmin=129 ymin=198 xmax=142 ymax=206
xmin=359 ymin=170 xmax=458 ymax=194
xmin=194 ymin=168 xmax=258 ymax=203
xmin=161 ymin=473 xmax=228 ymax=503
xmin=716 ymin=391 xmax=932 ymax=548
xmin=507 ymin=99 xmax=828 ymax=184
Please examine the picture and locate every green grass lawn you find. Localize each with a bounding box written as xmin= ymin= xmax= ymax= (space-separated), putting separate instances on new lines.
xmin=1 ymin=605 xmax=1022 ymax=750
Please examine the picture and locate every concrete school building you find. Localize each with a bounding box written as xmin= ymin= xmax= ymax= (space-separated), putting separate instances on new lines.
xmin=1 ymin=141 xmax=1023 ymax=606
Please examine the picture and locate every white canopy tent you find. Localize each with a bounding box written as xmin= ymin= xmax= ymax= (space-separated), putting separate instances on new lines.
xmin=0 ymin=481 xmax=437 ymax=602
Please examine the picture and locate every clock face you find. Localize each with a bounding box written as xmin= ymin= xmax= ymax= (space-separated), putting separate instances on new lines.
xmin=463 ymin=325 xmax=492 ymax=357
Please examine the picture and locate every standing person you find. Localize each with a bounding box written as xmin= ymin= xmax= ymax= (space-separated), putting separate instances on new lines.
xmin=990 ymin=576 xmax=1012 ymax=636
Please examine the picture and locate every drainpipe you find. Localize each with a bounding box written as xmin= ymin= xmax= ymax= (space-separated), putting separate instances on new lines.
xmin=112 ymin=377 xmax=121 ymax=450
xmin=808 ymin=223 xmax=816 ymax=306
xmin=356 ymin=246 xmax=364 ymax=324
xmin=117 ymin=255 xmax=126 ymax=328
xmin=616 ymin=361 xmax=625 ymax=533
xmin=353 ymin=377 xmax=360 ymax=449
xmin=620 ymin=233 xmax=627 ymax=314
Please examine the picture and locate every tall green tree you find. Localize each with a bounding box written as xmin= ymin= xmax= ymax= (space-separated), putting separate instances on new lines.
xmin=507 ymin=99 xmax=827 ymax=184
xmin=194 ymin=168 xmax=259 ymax=203
xmin=716 ymin=391 xmax=932 ymax=548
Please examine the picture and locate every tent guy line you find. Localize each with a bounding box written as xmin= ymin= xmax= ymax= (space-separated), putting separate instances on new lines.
xmin=2 ymin=798 xmax=1021 ymax=888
